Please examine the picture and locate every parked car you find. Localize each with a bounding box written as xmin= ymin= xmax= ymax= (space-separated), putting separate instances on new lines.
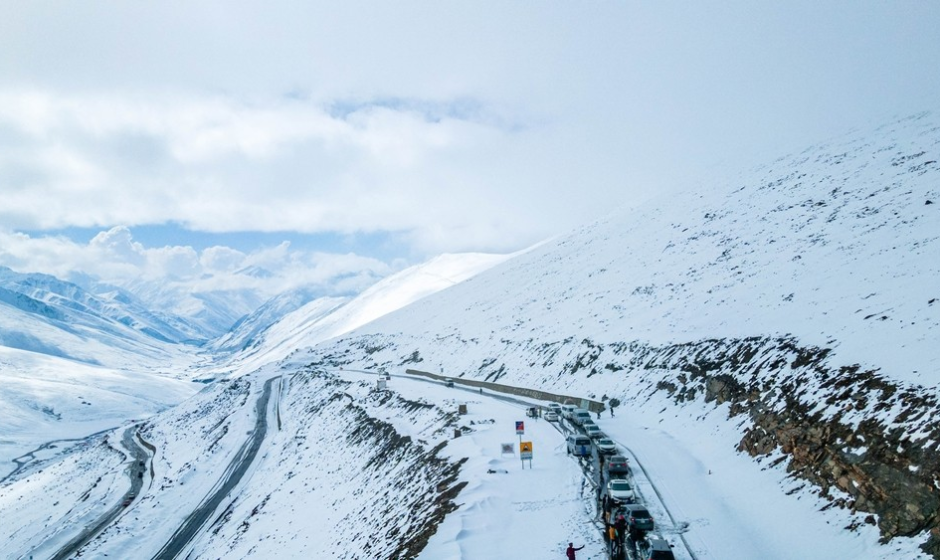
xmin=639 ymin=538 xmax=676 ymax=560
xmin=548 ymin=402 xmax=562 ymax=414
xmin=605 ymin=455 xmax=630 ymax=478
xmin=584 ymin=424 xmax=604 ymax=439
xmin=606 ymin=478 xmax=635 ymax=503
xmin=572 ymin=409 xmax=592 ymax=426
xmin=544 ymin=411 xmax=559 ymax=422
xmin=595 ymin=438 xmax=617 ymax=455
xmin=619 ymin=503 xmax=655 ymax=533
xmin=566 ymin=435 xmax=592 ymax=457
xmin=445 ymin=380 xmax=455 ymax=388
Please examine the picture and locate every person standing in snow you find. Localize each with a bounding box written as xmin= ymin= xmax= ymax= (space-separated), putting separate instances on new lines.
xmin=566 ymin=542 xmax=584 ymax=559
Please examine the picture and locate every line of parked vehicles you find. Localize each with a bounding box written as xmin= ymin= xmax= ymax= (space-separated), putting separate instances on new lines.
xmin=539 ymin=402 xmax=676 ymax=560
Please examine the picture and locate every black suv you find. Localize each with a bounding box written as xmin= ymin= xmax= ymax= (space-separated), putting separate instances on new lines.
xmin=605 ymin=455 xmax=630 ymax=478
xmin=619 ymin=503 xmax=654 ymax=533
xmin=639 ymin=538 xmax=675 ymax=560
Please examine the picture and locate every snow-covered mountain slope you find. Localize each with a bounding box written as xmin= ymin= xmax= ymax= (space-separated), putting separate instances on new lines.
xmin=105 ymin=274 xmax=265 ymax=339
xmin=0 ymin=365 xmax=472 ymax=559
xmin=0 ymin=267 xmax=205 ymax=370
xmin=208 ymin=286 xmax=328 ymax=353
xmin=0 ymin=266 xmax=203 ymax=344
xmin=207 ymin=252 xmax=512 ymax=377
xmin=0 ymin=346 xmax=196 ymax=478
xmin=346 ymin=111 xmax=938 ymax=384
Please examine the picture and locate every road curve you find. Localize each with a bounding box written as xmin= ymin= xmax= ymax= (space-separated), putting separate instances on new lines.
xmin=48 ymin=425 xmax=149 ymax=560
xmin=151 ymin=375 xmax=278 ymax=560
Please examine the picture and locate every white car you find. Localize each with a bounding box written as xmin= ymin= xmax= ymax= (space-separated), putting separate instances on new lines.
xmin=584 ymin=424 xmax=604 ymax=439
xmin=561 ymin=404 xmax=578 ymax=419
xmin=548 ymin=402 xmax=562 ymax=415
xmin=544 ymin=411 xmax=560 ymax=422
xmin=606 ymin=478 xmax=636 ymax=503
xmin=595 ymin=438 xmax=617 ymax=455
xmin=572 ymin=410 xmax=592 ymax=426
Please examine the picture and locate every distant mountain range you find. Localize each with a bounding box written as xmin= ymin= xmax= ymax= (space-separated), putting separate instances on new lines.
xmin=0 ymin=266 xmax=203 ymax=369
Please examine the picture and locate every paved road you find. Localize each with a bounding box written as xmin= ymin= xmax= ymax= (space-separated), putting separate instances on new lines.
xmin=151 ymin=375 xmax=279 ymax=560
xmin=340 ymin=368 xmax=698 ymax=560
xmin=48 ymin=425 xmax=150 ymax=560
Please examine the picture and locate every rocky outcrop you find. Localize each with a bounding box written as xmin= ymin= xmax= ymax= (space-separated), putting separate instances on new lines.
xmin=640 ymin=337 xmax=940 ymax=556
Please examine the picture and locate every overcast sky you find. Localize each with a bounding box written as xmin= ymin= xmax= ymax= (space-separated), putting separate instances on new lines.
xmin=2 ymin=1 xmax=939 ymax=296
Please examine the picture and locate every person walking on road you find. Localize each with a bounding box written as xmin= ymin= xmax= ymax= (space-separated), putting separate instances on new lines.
xmin=566 ymin=542 xmax=584 ymax=559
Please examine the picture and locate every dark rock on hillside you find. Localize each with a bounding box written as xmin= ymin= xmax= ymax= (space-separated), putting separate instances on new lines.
xmin=639 ymin=337 xmax=940 ymax=557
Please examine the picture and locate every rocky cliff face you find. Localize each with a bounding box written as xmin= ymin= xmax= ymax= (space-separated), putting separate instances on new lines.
xmin=637 ymin=336 xmax=940 ymax=556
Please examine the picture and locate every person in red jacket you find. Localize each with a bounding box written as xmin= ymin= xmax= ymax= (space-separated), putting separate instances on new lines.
xmin=566 ymin=542 xmax=585 ymax=559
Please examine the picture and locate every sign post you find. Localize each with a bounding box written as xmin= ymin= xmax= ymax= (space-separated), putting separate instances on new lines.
xmin=520 ymin=441 xmax=533 ymax=469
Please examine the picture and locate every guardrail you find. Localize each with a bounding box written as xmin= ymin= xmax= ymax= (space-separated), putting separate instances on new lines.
xmin=404 ymin=369 xmax=605 ymax=412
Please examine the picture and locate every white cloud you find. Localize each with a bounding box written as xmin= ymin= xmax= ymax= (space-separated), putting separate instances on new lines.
xmin=200 ymin=246 xmax=247 ymax=272
xmin=0 ymin=89 xmax=569 ymax=252
xmin=1 ymin=2 xmax=938 ymax=256
xmin=0 ymin=228 xmax=391 ymax=301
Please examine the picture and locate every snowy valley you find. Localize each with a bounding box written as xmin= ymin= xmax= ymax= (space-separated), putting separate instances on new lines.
xmin=1 ymin=112 xmax=939 ymax=559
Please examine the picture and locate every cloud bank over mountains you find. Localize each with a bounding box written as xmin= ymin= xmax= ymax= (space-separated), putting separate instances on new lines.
xmin=0 ymin=226 xmax=391 ymax=302
xmin=0 ymin=88 xmax=585 ymax=254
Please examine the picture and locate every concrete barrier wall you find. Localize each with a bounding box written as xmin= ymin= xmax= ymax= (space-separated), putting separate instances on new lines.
xmin=404 ymin=369 xmax=605 ymax=412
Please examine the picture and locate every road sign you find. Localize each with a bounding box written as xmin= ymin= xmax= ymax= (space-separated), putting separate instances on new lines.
xmin=515 ymin=421 xmax=524 ymax=435
xmin=520 ymin=441 xmax=533 ymax=462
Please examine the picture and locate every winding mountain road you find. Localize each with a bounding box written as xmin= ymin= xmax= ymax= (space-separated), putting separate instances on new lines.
xmin=48 ymin=425 xmax=150 ymax=560
xmin=151 ymin=375 xmax=279 ymax=560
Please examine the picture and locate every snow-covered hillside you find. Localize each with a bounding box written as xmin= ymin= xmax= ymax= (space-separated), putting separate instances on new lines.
xmin=204 ymin=252 xmax=513 ymax=377
xmin=110 ymin=274 xmax=265 ymax=339
xmin=0 ymin=266 xmax=206 ymax=368
xmin=0 ymin=346 xmax=197 ymax=479
xmin=343 ymin=112 xmax=938 ymax=383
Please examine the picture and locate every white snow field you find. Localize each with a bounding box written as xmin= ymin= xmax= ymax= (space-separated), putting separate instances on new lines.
xmin=0 ymin=346 xmax=196 ymax=479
